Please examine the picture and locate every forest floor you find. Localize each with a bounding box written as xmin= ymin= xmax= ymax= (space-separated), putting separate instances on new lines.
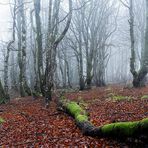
xmin=0 ymin=85 xmax=148 ymax=147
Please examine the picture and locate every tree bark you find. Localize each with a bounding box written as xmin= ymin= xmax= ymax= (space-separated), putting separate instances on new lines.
xmin=34 ymin=0 xmax=43 ymax=93
xmin=0 ymin=80 xmax=8 ymax=104
xmin=128 ymin=0 xmax=148 ymax=87
xmin=17 ymin=0 xmax=31 ymax=97
xmin=4 ymin=0 xmax=16 ymax=99
xmin=44 ymin=0 xmax=72 ymax=105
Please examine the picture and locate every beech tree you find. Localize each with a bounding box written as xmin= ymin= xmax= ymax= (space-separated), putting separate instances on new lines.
xmin=122 ymin=0 xmax=148 ymax=87
xmin=1 ymin=0 xmax=17 ymax=102
xmin=0 ymin=80 xmax=7 ymax=104
xmin=17 ymin=0 xmax=31 ymax=96
xmin=34 ymin=0 xmax=43 ymax=93
xmin=3 ymin=40 xmax=13 ymax=100
xmin=66 ymin=0 xmax=117 ymax=89
xmin=44 ymin=0 xmax=73 ymax=106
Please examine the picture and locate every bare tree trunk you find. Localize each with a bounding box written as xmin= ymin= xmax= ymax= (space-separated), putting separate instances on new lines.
xmin=58 ymin=50 xmax=65 ymax=87
xmin=0 ymin=80 xmax=8 ymax=104
xmin=30 ymin=9 xmax=38 ymax=92
xmin=128 ymin=0 xmax=138 ymax=85
xmin=4 ymin=0 xmax=17 ymax=100
xmin=17 ymin=0 xmax=31 ymax=96
xmin=86 ymin=59 xmax=93 ymax=89
xmin=65 ymin=59 xmax=72 ymax=88
xmin=34 ymin=0 xmax=43 ymax=93
xmin=10 ymin=52 xmax=17 ymax=90
xmin=4 ymin=44 xmax=10 ymax=99
xmin=130 ymin=0 xmax=148 ymax=87
xmin=44 ymin=0 xmax=72 ymax=106
xmin=78 ymin=30 xmax=85 ymax=90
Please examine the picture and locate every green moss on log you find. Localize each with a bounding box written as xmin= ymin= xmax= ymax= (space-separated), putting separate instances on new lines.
xmin=141 ymin=95 xmax=148 ymax=99
xmin=66 ymin=101 xmax=88 ymax=122
xmin=140 ymin=118 xmax=148 ymax=129
xmin=100 ymin=117 xmax=148 ymax=137
xmin=76 ymin=114 xmax=88 ymax=122
xmin=62 ymin=100 xmax=148 ymax=138
xmin=101 ymin=121 xmax=139 ymax=136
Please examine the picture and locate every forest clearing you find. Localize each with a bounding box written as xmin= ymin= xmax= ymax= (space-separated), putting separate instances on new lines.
xmin=0 ymin=85 xmax=148 ymax=147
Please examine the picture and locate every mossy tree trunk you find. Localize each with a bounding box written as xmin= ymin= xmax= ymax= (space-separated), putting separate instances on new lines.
xmin=58 ymin=100 xmax=148 ymax=138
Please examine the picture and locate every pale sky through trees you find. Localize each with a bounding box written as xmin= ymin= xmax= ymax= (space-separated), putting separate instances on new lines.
xmin=0 ymin=0 xmax=11 ymax=41
xmin=0 ymin=0 xmax=145 ymax=84
xmin=0 ymin=0 xmax=69 ymax=42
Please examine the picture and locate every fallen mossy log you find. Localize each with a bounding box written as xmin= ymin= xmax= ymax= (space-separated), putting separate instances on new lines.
xmin=58 ymin=101 xmax=148 ymax=138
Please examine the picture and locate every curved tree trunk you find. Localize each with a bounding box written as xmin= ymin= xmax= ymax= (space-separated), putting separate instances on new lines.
xmin=44 ymin=0 xmax=72 ymax=106
xmin=133 ymin=67 xmax=148 ymax=87
xmin=129 ymin=0 xmax=148 ymax=87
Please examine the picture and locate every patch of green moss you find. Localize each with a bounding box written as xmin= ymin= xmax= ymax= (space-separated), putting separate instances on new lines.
xmin=107 ymin=91 xmax=131 ymax=101
xmin=141 ymin=118 xmax=148 ymax=123
xmin=112 ymin=95 xmax=125 ymax=101
xmin=140 ymin=118 xmax=148 ymax=129
xmin=101 ymin=121 xmax=139 ymax=136
xmin=66 ymin=101 xmax=148 ymax=137
xmin=66 ymin=102 xmax=86 ymax=118
xmin=0 ymin=117 xmax=5 ymax=124
xmin=111 ymin=94 xmax=131 ymax=101
xmin=76 ymin=114 xmax=88 ymax=122
xmin=141 ymin=95 xmax=148 ymax=99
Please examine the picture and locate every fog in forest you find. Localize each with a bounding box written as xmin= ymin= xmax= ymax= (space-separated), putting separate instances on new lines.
xmin=0 ymin=0 xmax=147 ymax=100
xmin=0 ymin=0 xmax=148 ymax=147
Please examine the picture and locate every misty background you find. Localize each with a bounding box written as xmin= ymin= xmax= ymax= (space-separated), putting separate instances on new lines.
xmin=0 ymin=0 xmax=147 ymax=101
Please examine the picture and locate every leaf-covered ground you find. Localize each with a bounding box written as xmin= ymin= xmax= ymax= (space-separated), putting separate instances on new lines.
xmin=0 ymin=85 xmax=148 ymax=147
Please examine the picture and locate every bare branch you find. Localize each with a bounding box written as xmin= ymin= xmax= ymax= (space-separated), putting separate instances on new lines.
xmin=119 ymin=0 xmax=130 ymax=9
